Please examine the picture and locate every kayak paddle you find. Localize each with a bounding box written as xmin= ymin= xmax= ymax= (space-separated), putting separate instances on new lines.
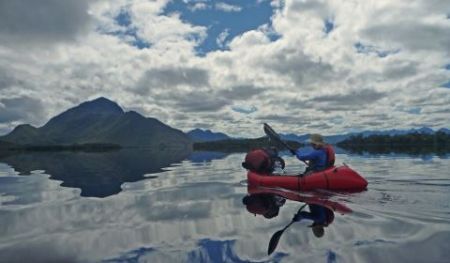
xmin=263 ymin=123 xmax=308 ymax=165
xmin=267 ymin=203 xmax=307 ymax=255
xmin=263 ymin=123 xmax=296 ymax=153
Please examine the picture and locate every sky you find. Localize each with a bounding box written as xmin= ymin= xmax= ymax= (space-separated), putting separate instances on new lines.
xmin=0 ymin=0 xmax=449 ymax=137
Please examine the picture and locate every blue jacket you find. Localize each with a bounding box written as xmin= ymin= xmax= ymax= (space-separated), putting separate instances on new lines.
xmin=295 ymin=148 xmax=327 ymax=171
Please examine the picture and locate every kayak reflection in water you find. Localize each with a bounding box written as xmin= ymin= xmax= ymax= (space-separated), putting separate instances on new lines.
xmin=243 ymin=186 xmax=353 ymax=255
xmin=242 ymin=193 xmax=286 ymax=219
xmin=292 ymin=204 xmax=334 ymax=238
xmin=242 ymin=193 xmax=335 ymax=237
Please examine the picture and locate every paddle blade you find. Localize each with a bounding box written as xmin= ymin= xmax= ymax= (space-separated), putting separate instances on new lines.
xmin=263 ymin=123 xmax=280 ymax=139
xmin=267 ymin=229 xmax=284 ymax=255
xmin=263 ymin=123 xmax=295 ymax=152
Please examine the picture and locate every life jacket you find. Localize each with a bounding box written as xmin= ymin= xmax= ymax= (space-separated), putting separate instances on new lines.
xmin=306 ymin=146 xmax=335 ymax=172
xmin=324 ymin=144 xmax=335 ymax=167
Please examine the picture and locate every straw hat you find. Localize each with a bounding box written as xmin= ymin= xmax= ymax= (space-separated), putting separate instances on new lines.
xmin=308 ymin=134 xmax=325 ymax=146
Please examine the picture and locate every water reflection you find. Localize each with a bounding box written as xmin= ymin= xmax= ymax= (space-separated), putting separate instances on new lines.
xmin=0 ymin=151 xmax=449 ymax=262
xmin=243 ymin=186 xmax=352 ymax=255
xmin=187 ymin=151 xmax=229 ymax=163
xmin=0 ymin=148 xmax=191 ymax=198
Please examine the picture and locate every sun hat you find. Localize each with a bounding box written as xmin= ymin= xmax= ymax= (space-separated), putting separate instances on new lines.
xmin=308 ymin=134 xmax=325 ymax=146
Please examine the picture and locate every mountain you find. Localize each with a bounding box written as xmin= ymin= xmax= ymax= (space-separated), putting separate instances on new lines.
xmin=187 ymin=128 xmax=230 ymax=142
xmin=280 ymin=133 xmax=310 ymax=142
xmin=323 ymin=134 xmax=352 ymax=144
xmin=438 ymin=128 xmax=450 ymax=134
xmin=279 ymin=127 xmax=447 ymax=144
xmin=0 ymin=97 xmax=192 ymax=149
xmin=358 ymin=127 xmax=435 ymax=137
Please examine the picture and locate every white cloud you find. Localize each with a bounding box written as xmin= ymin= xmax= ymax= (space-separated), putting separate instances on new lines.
xmin=0 ymin=0 xmax=91 ymax=47
xmin=216 ymin=29 xmax=230 ymax=48
xmin=215 ymin=2 xmax=242 ymax=12
xmin=0 ymin=0 xmax=449 ymax=137
xmin=188 ymin=2 xmax=208 ymax=12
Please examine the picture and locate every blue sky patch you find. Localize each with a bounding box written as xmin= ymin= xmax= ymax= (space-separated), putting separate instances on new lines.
xmin=354 ymin=42 xmax=399 ymax=58
xmin=231 ymin=105 xmax=257 ymax=114
xmin=407 ymin=107 xmax=421 ymax=115
xmin=442 ymin=80 xmax=450 ymax=88
xmin=116 ymin=9 xmax=132 ymax=27
xmin=163 ymin=0 xmax=277 ymax=55
xmin=324 ymin=19 xmax=334 ymax=34
xmin=114 ymin=9 xmax=150 ymax=49
xmin=98 ymin=9 xmax=150 ymax=49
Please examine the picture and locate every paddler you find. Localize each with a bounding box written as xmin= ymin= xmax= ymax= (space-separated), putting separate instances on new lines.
xmin=292 ymin=204 xmax=334 ymax=238
xmin=290 ymin=134 xmax=335 ymax=175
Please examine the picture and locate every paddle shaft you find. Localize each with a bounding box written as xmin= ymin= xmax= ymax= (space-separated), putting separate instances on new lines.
xmin=281 ymin=221 xmax=295 ymax=232
xmin=263 ymin=123 xmax=308 ymax=165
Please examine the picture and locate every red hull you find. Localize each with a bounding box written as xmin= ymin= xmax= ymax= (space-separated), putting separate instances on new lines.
xmin=247 ymin=165 xmax=368 ymax=191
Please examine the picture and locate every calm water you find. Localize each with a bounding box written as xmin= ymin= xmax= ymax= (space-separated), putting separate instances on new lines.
xmin=0 ymin=150 xmax=449 ymax=263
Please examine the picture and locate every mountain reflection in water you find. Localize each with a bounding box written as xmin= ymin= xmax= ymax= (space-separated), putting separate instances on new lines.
xmin=0 ymin=148 xmax=191 ymax=198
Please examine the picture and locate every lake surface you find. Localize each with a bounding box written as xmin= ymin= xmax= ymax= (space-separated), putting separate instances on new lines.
xmin=0 ymin=150 xmax=449 ymax=263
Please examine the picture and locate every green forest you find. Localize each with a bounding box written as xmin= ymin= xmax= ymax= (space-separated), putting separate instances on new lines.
xmin=193 ymin=137 xmax=302 ymax=152
xmin=337 ymin=132 xmax=450 ymax=155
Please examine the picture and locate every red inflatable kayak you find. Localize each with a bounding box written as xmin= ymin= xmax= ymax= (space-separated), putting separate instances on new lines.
xmin=247 ymin=165 xmax=368 ymax=192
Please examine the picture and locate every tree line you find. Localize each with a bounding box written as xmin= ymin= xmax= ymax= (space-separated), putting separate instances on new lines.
xmin=337 ymin=132 xmax=450 ymax=155
xmin=193 ymin=137 xmax=302 ymax=153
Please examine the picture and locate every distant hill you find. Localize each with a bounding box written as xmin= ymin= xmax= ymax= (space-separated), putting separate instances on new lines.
xmin=0 ymin=97 xmax=192 ymax=149
xmin=280 ymin=133 xmax=310 ymax=142
xmin=337 ymin=131 xmax=450 ymax=154
xmin=437 ymin=128 xmax=450 ymax=134
xmin=356 ymin=127 xmax=435 ymax=137
xmin=193 ymin=137 xmax=302 ymax=152
xmin=187 ymin=126 xmax=450 ymax=146
xmin=281 ymin=127 xmax=449 ymax=144
xmin=187 ymin=128 xmax=230 ymax=142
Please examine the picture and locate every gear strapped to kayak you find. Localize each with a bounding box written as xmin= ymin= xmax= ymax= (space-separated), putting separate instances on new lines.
xmin=242 ymin=147 xmax=285 ymax=173
xmin=243 ymin=124 xmax=368 ymax=192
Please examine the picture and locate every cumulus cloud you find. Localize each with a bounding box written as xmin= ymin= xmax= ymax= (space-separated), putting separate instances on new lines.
xmin=0 ymin=0 xmax=91 ymax=46
xmin=0 ymin=0 xmax=449 ymax=137
xmin=190 ymin=3 xmax=208 ymax=11
xmin=309 ymin=88 xmax=386 ymax=107
xmin=135 ymin=67 xmax=210 ymax=94
xmin=215 ymin=2 xmax=242 ymax=12
xmin=362 ymin=22 xmax=450 ymax=53
xmin=0 ymin=96 xmax=45 ymax=124
xmin=216 ymin=29 xmax=230 ymax=49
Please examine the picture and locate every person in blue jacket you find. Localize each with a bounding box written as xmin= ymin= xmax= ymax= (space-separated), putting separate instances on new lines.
xmin=290 ymin=134 xmax=328 ymax=175
xmin=292 ymin=204 xmax=334 ymax=238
